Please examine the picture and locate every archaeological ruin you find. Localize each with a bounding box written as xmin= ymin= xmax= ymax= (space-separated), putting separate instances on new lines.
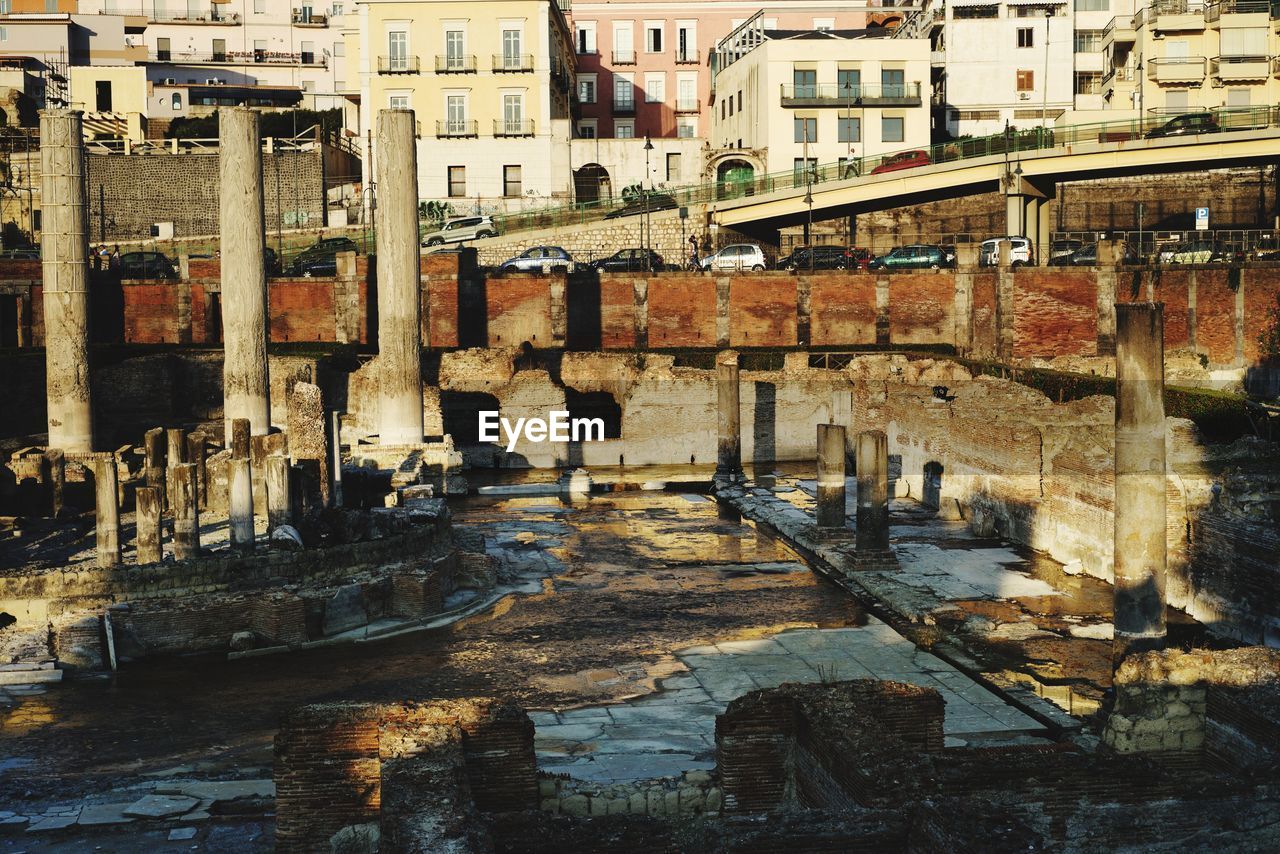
xmin=0 ymin=107 xmax=1278 ymax=851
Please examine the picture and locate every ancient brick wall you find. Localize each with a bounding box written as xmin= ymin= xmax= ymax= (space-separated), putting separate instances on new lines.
xmin=1011 ymin=269 xmax=1098 ymax=357
xmin=647 ymin=275 xmax=717 ymax=348
xmin=808 ymin=276 xmax=877 ymax=346
xmin=270 ymin=280 xmax=337 ymax=343
xmin=730 ymin=276 xmax=797 ymax=347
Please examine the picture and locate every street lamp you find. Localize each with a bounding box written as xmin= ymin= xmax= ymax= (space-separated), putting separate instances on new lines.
xmin=643 ymin=135 xmax=654 ymax=272
xmin=1042 ymin=7 xmax=1051 ymax=149
xmin=361 ymin=182 xmax=377 ymax=256
xmin=804 ymin=186 xmax=814 ymax=272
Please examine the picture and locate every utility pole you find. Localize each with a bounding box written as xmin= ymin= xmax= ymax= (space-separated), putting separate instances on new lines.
xmin=1042 ymin=7 xmax=1051 ymax=148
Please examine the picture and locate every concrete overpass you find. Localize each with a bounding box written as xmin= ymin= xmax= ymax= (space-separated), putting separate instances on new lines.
xmin=711 ymin=119 xmax=1280 ymax=256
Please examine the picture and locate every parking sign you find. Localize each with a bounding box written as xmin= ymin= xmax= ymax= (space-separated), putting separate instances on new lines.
xmin=1195 ymin=207 xmax=1209 ymax=231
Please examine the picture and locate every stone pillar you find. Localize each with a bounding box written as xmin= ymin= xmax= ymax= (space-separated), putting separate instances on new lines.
xmin=1113 ymin=302 xmax=1167 ymax=664
xmin=266 ymin=454 xmax=292 ymax=530
xmin=815 ymin=424 xmax=847 ymax=532
xmin=375 ymin=109 xmax=424 ymax=446
xmin=715 ymin=350 xmax=742 ymax=482
xmin=219 ymin=107 xmax=270 ymax=442
xmin=45 ymin=449 xmax=65 ymax=517
xmin=135 ymin=486 xmax=162 ymax=564
xmin=330 ymin=410 xmax=344 ymax=507
xmin=1005 ymin=193 xmax=1024 ymax=238
xmin=165 ymin=427 xmax=186 ymax=511
xmin=854 ymin=430 xmax=893 ymax=564
xmin=186 ymin=431 xmax=207 ymax=509
xmin=41 ymin=109 xmax=93 ymax=452
xmin=173 ymin=463 xmax=200 ymax=560
xmin=93 ymin=457 xmax=121 ymax=567
xmin=228 ymin=417 xmax=255 ymax=555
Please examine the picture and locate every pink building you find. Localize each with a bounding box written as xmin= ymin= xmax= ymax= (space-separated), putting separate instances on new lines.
xmin=567 ymin=2 xmax=901 ymax=140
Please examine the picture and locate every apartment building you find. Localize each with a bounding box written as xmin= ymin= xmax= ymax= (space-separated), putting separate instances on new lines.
xmin=74 ymin=1 xmax=348 ymax=110
xmin=567 ymin=1 xmax=889 ymax=141
xmin=711 ymin=15 xmax=931 ymax=182
xmin=345 ymin=0 xmax=576 ymax=210
xmin=1102 ymin=0 xmax=1280 ymax=117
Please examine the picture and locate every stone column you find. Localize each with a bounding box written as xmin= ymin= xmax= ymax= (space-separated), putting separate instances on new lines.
xmin=41 ymin=109 xmax=93 ymax=452
xmin=266 ymin=454 xmax=292 ymax=530
xmin=855 ymin=430 xmax=890 ymax=554
xmin=143 ymin=427 xmax=166 ymax=508
xmin=219 ymin=107 xmax=271 ymax=442
xmin=173 ymin=463 xmax=200 ymax=560
xmin=1113 ymin=302 xmax=1167 ymax=664
xmin=815 ymin=424 xmax=847 ymax=532
xmin=165 ymin=427 xmax=186 ymax=511
xmin=186 ymin=431 xmax=207 ymax=509
xmin=45 ymin=449 xmax=65 ymax=517
xmin=93 ymin=458 xmax=121 ymax=567
xmin=715 ymin=350 xmax=742 ymax=482
xmin=135 ymin=486 xmax=162 ymax=564
xmin=330 ymin=410 xmax=344 ymax=508
xmin=375 ymin=109 xmax=424 ymax=446
xmin=228 ymin=417 xmax=255 ymax=555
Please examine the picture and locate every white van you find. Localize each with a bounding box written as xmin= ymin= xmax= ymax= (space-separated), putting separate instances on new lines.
xmin=979 ymin=236 xmax=1033 ymax=267
xmin=699 ymin=244 xmax=768 ymax=271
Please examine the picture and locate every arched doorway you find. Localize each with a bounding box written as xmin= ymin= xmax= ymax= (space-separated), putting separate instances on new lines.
xmin=574 ymin=163 xmax=612 ymax=207
xmin=716 ymin=159 xmax=756 ymax=200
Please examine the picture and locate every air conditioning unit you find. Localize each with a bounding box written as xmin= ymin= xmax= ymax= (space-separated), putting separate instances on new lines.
xmin=1019 ymin=92 xmax=1031 ymax=100
xmin=163 ymin=77 xmax=176 ymax=85
xmin=206 ymin=78 xmax=222 ymax=84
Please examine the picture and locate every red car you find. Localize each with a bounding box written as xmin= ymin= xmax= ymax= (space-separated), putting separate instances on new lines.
xmin=844 ymin=247 xmax=873 ymax=270
xmin=869 ymin=149 xmax=931 ymax=175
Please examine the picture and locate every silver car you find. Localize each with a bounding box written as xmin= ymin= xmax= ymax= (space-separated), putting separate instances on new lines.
xmin=699 ymin=243 xmax=768 ymax=271
xmin=421 ymin=215 xmax=497 ymax=247
xmin=499 ymin=245 xmax=574 ymax=273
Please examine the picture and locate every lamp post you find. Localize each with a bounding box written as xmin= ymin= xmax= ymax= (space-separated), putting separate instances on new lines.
xmin=1042 ymin=7 xmax=1051 ymax=148
xmin=1014 ymin=162 xmax=1025 ymax=237
xmin=802 ymin=120 xmax=813 ymax=262
xmin=362 ymin=182 xmax=377 ymax=256
xmin=643 ymin=135 xmax=654 ymax=272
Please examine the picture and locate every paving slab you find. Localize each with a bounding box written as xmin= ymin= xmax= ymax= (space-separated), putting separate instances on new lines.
xmin=76 ymin=803 xmax=136 ymax=826
xmin=123 ymin=794 xmax=199 ymax=819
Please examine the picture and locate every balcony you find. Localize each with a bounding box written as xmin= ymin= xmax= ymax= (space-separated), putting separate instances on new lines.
xmin=143 ymin=10 xmax=240 ymax=24
xmin=1100 ymin=14 xmax=1137 ymax=50
xmin=493 ymin=119 xmax=536 ymax=137
xmin=1149 ymin=0 xmax=1207 ymax=33
xmin=150 ymin=50 xmax=326 ymax=67
xmin=1205 ymin=0 xmax=1271 ymax=23
xmin=612 ymin=49 xmax=636 ymax=65
xmin=493 ymin=53 xmax=534 ymax=72
xmin=675 ymin=49 xmax=699 ymax=64
xmin=378 ymin=55 xmax=420 ymax=74
xmin=435 ymin=54 xmax=476 ymax=73
xmin=779 ymin=82 xmax=922 ymax=107
xmin=1211 ymin=54 xmax=1272 ymax=80
xmin=1146 ymin=55 xmax=1207 ymax=83
xmin=291 ymin=9 xmax=328 ymax=26
xmin=612 ymin=98 xmax=636 ymax=115
xmin=436 ymin=120 xmax=478 ymax=138
xmin=930 ymin=50 xmax=946 ymax=66
xmin=675 ymin=98 xmax=700 ymax=113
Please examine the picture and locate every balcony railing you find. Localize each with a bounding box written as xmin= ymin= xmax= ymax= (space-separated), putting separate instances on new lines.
xmin=493 ymin=119 xmax=536 ymax=137
xmin=612 ymin=98 xmax=636 ymax=115
xmin=779 ymin=82 xmax=922 ymax=106
xmin=675 ymin=98 xmax=700 ymax=113
xmin=1149 ymin=0 xmax=1208 ymax=29
xmin=1101 ymin=14 xmax=1137 ymax=44
xmin=1205 ymin=0 xmax=1271 ymax=20
xmin=1146 ymin=56 xmax=1207 ymax=82
xmin=675 ymin=48 xmax=699 ymax=64
xmin=436 ymin=120 xmax=478 ymax=138
xmin=144 ymin=11 xmax=240 ymax=24
xmin=149 ymin=50 xmax=326 ymax=67
xmin=612 ymin=49 xmax=636 ymax=64
xmin=291 ymin=10 xmax=328 ymax=26
xmin=435 ymin=54 xmax=476 ymax=73
xmin=378 ymin=55 xmax=421 ymax=74
xmin=1101 ymin=65 xmax=1139 ymax=85
xmin=1211 ymin=54 xmax=1272 ymax=78
xmin=493 ymin=53 xmax=534 ymax=72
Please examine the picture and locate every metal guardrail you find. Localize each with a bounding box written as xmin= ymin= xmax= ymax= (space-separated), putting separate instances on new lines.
xmin=151 ymin=50 xmax=325 ymax=67
xmin=492 ymin=54 xmax=535 ymax=72
xmin=493 ymin=119 xmax=535 ymax=137
xmin=378 ymin=55 xmax=420 ymax=74
xmin=779 ymin=82 xmax=923 ymax=105
xmin=436 ymin=120 xmax=478 ymax=138
xmin=480 ymin=105 xmax=1280 ymax=237
xmin=435 ymin=55 xmax=476 ymax=73
xmin=675 ymin=49 xmax=700 ymax=64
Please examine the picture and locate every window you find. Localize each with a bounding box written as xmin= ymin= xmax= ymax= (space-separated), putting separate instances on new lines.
xmin=212 ymin=38 xmax=227 ymax=62
xmin=645 ymin=22 xmax=663 ymax=53
xmin=254 ymin=0 xmax=265 ymax=12
xmin=578 ymin=120 xmax=597 ymax=138
xmin=838 ymin=116 xmax=860 ymax=143
xmin=171 ymin=93 xmax=182 ymax=110
xmin=720 ymin=100 xmax=725 ymax=120
xmin=881 ymin=68 xmax=905 ymax=98
xmin=1017 ymin=28 xmax=1034 ymax=48
xmin=737 ymin=90 xmax=742 ymax=112
xmin=793 ymin=157 xmax=817 ymax=183
xmin=503 ymin=94 xmax=524 ymax=129
xmin=613 ymin=22 xmax=634 ymax=62
xmin=578 ymin=74 xmax=596 ymax=103
xmin=445 ymin=29 xmax=465 ymax=66
xmin=333 ymin=41 xmax=345 ymax=57
xmin=1221 ymin=27 xmax=1267 ymax=57
xmin=1075 ymin=72 xmax=1101 ymax=95
xmin=502 ymin=29 xmax=522 ymax=65
xmin=882 ymin=116 xmax=904 ymax=143
xmin=614 ymin=73 xmax=633 ymax=108
xmin=1074 ymin=31 xmax=1103 ymax=53
xmin=388 ymin=31 xmax=408 ymax=70
xmin=503 ymin=165 xmax=522 ymax=197
xmin=677 ymin=117 xmax=697 ymax=138
xmin=332 ymin=2 xmax=343 ymax=15
xmin=615 ymin=119 xmax=635 ymax=138
xmin=1165 ymin=90 xmax=1189 ymax=111
xmin=1016 ymin=69 xmax=1034 ymax=92
xmin=448 ymin=167 xmax=466 ymax=197
xmin=446 ymin=94 xmax=465 ymax=130
xmin=676 ymin=22 xmax=696 ymax=62
xmin=645 ymin=73 xmax=665 ymax=103
xmin=389 ymin=94 xmax=409 ymax=109
xmin=838 ymin=68 xmax=861 ymax=96
xmin=954 ymin=5 xmax=998 ymax=18
xmin=813 ymin=17 xmax=835 ymax=31
xmin=677 ymin=75 xmax=697 ymax=110
xmin=794 ymin=117 xmax=816 ymax=143
xmin=728 ymin=96 xmax=733 ymax=117
xmin=576 ymin=22 xmax=596 ymax=54
xmin=299 ymin=40 xmax=315 ymax=65
xmin=666 ymin=153 xmax=681 ymax=181
xmin=156 ymin=37 xmax=171 ymax=60
xmin=1227 ymin=88 xmax=1251 ymax=107
xmin=0 ymin=1 xmax=10 ymax=13
xmin=793 ymin=68 xmax=816 ymax=99
xmin=95 ymin=81 xmax=113 ymax=112
xmin=1073 ymin=0 xmax=1108 ymax=10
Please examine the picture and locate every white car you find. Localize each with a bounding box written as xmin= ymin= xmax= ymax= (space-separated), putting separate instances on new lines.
xmin=421 ymin=216 xmax=497 ymax=247
xmin=699 ymin=243 xmax=768 ymax=271
xmin=979 ymin=236 xmax=1033 ymax=267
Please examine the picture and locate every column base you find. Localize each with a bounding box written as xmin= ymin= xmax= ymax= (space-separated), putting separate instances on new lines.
xmin=845 ymin=547 xmax=899 ymax=572
xmin=809 ymin=524 xmax=854 ymax=542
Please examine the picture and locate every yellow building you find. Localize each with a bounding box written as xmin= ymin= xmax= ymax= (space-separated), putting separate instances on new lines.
xmin=345 ymin=0 xmax=576 ymax=211
xmin=68 ymin=66 xmax=149 ymax=144
xmin=1102 ymin=0 xmax=1280 ymax=118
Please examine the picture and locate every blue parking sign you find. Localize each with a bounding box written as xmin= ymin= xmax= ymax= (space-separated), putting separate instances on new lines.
xmin=1195 ymin=207 xmax=1209 ymax=231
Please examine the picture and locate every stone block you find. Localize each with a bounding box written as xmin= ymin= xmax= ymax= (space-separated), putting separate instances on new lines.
xmin=321 ymin=584 xmax=367 ymax=636
xmin=629 ymin=792 xmax=646 ymax=814
xmin=560 ymin=795 xmax=588 ymax=816
xmin=588 ymin=796 xmax=608 ymax=817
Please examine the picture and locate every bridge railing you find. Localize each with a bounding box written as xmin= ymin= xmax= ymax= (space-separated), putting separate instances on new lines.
xmin=479 ymin=105 xmax=1280 ymax=237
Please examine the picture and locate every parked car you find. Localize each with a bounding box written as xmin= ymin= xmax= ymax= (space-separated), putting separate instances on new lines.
xmin=867 ymin=244 xmax=952 ymax=270
xmin=498 ymin=245 xmax=574 ymax=273
xmin=1250 ymin=236 xmax=1280 ymax=261
xmin=699 ymin=243 xmax=769 ymax=271
xmin=1145 ymin=113 xmax=1220 ymax=139
xmin=0 ymin=247 xmax=39 ymax=260
xmin=421 ymin=215 xmax=498 ymax=246
xmin=1165 ymin=239 xmax=1230 ymax=264
xmin=604 ymin=192 xmax=679 ymax=219
xmin=979 ymin=236 xmax=1034 ymax=267
xmin=119 ymin=251 xmax=178 ymax=279
xmin=590 ymin=248 xmax=665 ymax=272
xmin=777 ymin=245 xmax=853 ymax=271
xmin=306 ymin=236 xmax=359 ymax=255
xmin=869 ymin=149 xmax=931 ymax=176
xmin=1049 ymin=239 xmax=1083 ymax=260
xmin=1048 ymin=241 xmax=1139 ymax=266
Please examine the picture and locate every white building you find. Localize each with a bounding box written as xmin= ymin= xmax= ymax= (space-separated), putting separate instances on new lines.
xmin=75 ymin=1 xmax=348 ymax=111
